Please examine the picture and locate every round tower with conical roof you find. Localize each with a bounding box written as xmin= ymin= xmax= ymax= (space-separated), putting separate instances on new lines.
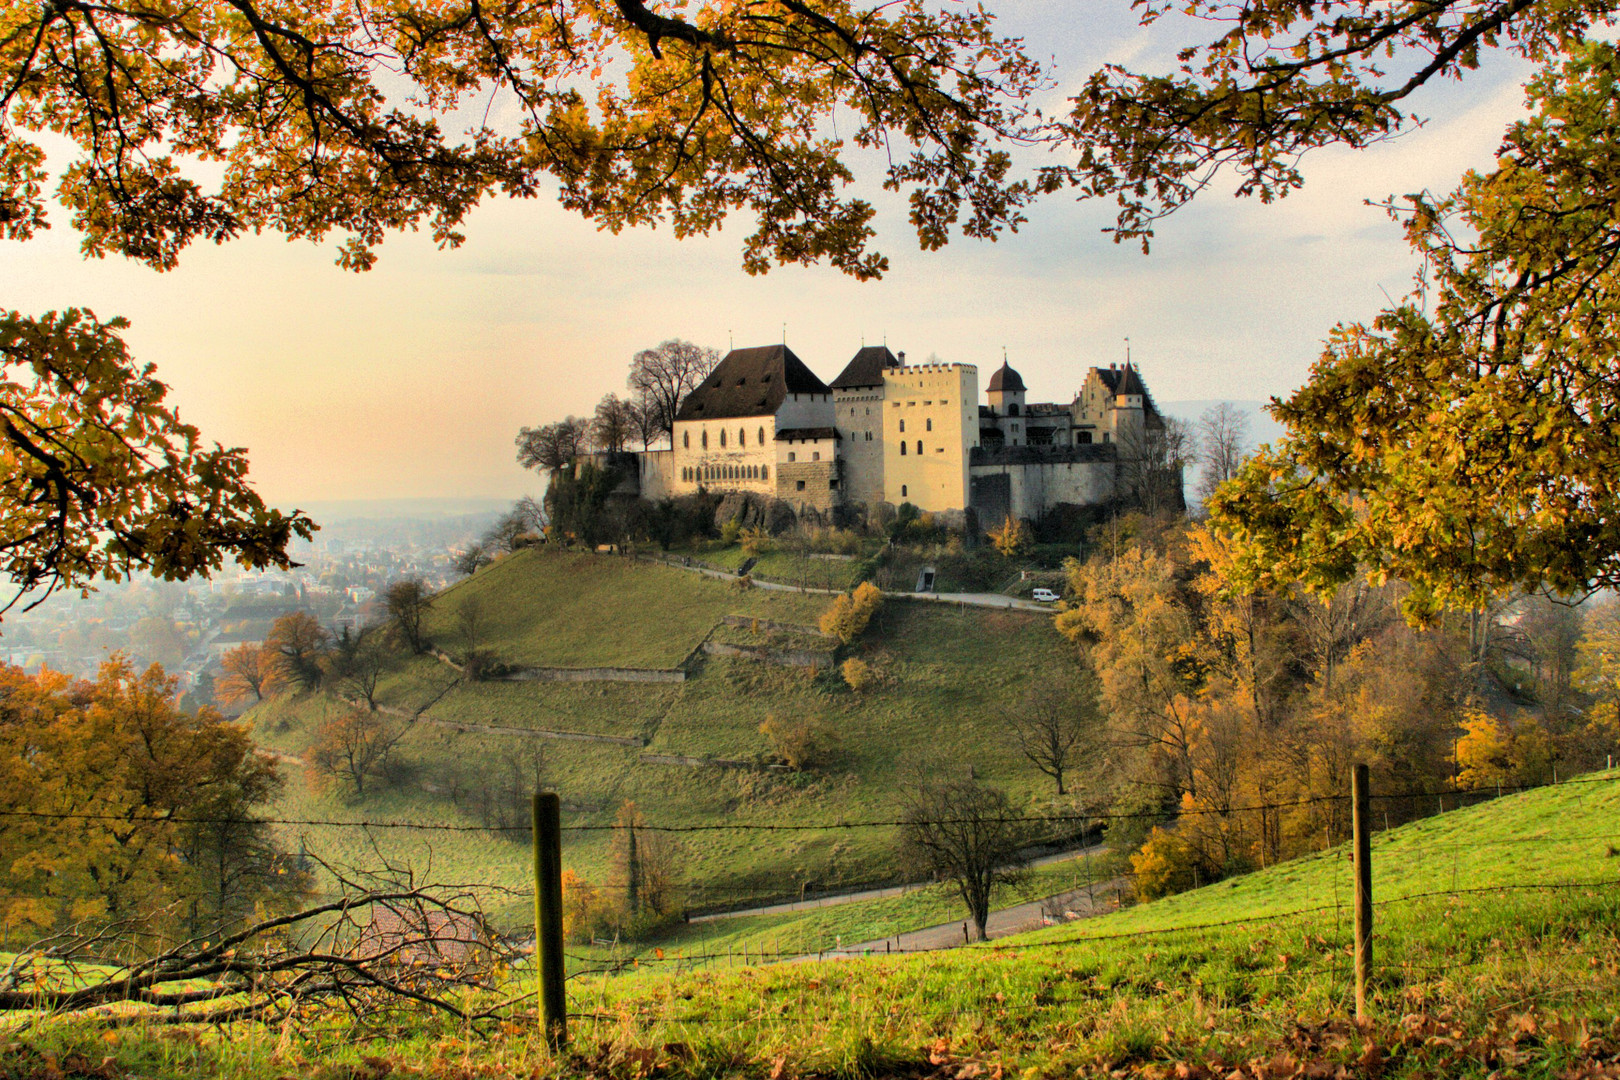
xmin=986 ymin=360 xmax=1026 ymax=417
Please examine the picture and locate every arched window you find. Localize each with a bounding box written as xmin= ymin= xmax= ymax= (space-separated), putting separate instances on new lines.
xmin=719 ymin=429 xmax=726 ymax=448
xmin=738 ymin=428 xmax=745 ymax=447
xmin=758 ymin=426 xmax=765 ymax=444
xmin=926 ymin=418 xmax=932 ymax=431
xmin=1009 ymin=403 xmax=1020 ymax=417
xmin=900 ymin=442 xmax=907 ymax=456
xmin=761 ymin=465 xmax=769 ymax=481
xmin=901 ymin=484 xmax=908 ymax=497
xmin=683 ymin=431 xmax=690 ymax=449
xmin=701 ymin=430 xmax=708 ymax=449
xmin=916 ymin=440 xmax=923 ymax=455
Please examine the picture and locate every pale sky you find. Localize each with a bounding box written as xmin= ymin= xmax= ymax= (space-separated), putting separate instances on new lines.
xmin=0 ymin=2 xmax=1538 ymax=508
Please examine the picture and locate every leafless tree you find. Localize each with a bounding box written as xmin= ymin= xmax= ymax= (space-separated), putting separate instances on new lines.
xmin=592 ymin=394 xmax=637 ymax=452
xmin=515 ymin=416 xmax=589 ymax=473
xmin=1288 ymin=580 xmax=1390 ymax=694
xmin=898 ymin=775 xmax=1028 ymax=941
xmin=1117 ymin=416 xmax=1193 ymax=516
xmin=1196 ymin=402 xmax=1251 ymax=507
xmin=332 ymin=629 xmax=392 ymax=711
xmin=385 ymin=579 xmax=432 ymax=654
xmin=630 ymin=399 xmax=664 ymax=450
xmin=1009 ymin=672 xmax=1101 ymax=796
xmin=308 ymin=710 xmax=407 ymax=797
xmin=452 ymin=543 xmax=492 ymax=577
xmin=628 ymin=340 xmax=720 ymax=437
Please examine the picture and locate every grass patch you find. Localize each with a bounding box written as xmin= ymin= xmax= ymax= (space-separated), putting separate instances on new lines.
xmin=14 ymin=775 xmax=1620 ymax=1080
xmin=422 ymin=547 xmax=826 ymax=668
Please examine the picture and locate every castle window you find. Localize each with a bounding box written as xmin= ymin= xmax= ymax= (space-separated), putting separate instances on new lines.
xmin=796 ymin=480 xmax=806 ymax=491
xmin=916 ymin=440 xmax=923 ymax=455
xmin=758 ymin=426 xmax=764 ymax=444
xmin=1103 ymin=432 xmax=1111 ymax=443
xmin=926 ymin=418 xmax=932 ymax=432
xmin=738 ymin=428 xmax=745 ymax=447
xmin=901 ymin=485 xmax=908 ymax=497
xmin=899 ymin=442 xmax=907 ymax=456
xmin=702 ymin=431 xmax=708 ymax=449
xmin=683 ymin=431 xmax=690 ymax=449
xmin=866 ymin=432 xmax=872 ymax=441
xmin=719 ymin=429 xmax=726 ymax=447
xmin=941 ymin=399 xmax=948 ymax=405
xmin=812 ymin=451 xmax=820 ymax=462
xmin=829 ymin=479 xmax=838 ymax=489
xmin=761 ymin=465 xmax=769 ymax=480
xmin=789 ymin=452 xmax=797 ymax=463
xmin=1009 ymin=403 xmax=1020 ymax=417
xmin=899 ymin=419 xmax=905 ymax=433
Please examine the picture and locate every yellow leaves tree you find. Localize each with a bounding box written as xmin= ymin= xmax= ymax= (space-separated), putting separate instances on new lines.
xmin=1454 ymin=709 xmax=1556 ymax=790
xmin=989 ymin=514 xmax=1030 ymax=557
xmin=819 ymin=582 xmax=883 ymax=645
xmin=0 ymin=658 xmax=298 ymax=938
xmin=215 ymin=643 xmax=284 ymax=706
xmin=1210 ymin=47 xmax=1620 ymax=623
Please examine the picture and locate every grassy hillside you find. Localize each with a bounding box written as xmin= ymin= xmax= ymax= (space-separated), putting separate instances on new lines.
xmin=420 ymin=547 xmax=827 ymax=668
xmin=245 ymin=549 xmax=1078 ymax=914
xmin=17 ymin=773 xmax=1620 ymax=1080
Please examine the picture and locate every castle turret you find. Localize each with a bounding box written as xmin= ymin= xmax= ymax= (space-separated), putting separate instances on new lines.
xmin=986 ymin=361 xmax=1026 ymax=416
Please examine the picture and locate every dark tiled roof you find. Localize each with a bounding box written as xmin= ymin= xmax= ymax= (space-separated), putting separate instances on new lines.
xmin=775 ymin=427 xmax=841 ymax=442
xmin=987 ymin=362 xmax=1025 ymax=393
xmin=675 ymin=345 xmax=830 ymax=422
xmin=830 ymin=346 xmax=900 ymax=389
xmin=1097 ymin=364 xmax=1163 ymax=423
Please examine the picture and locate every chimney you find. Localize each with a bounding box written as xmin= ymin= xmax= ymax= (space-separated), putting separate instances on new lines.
xmin=897 ymin=350 xmax=906 ymax=366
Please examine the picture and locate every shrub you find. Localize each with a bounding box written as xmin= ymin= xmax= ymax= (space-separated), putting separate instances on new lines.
xmin=1129 ymin=827 xmax=1200 ymax=900
xmin=819 ymin=581 xmax=884 ymax=644
xmin=720 ymin=518 xmax=743 ymax=545
xmin=561 ymin=870 xmax=617 ymax=944
xmin=841 ymin=657 xmax=876 ymax=692
xmin=759 ymin=715 xmax=838 ymax=771
xmin=741 ymin=525 xmax=773 ymax=556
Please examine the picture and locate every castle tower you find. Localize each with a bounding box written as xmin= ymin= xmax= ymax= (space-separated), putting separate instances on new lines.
xmin=986 ymin=361 xmax=1026 ymax=417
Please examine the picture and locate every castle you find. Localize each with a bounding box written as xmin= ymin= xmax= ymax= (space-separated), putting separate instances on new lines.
xmin=626 ymin=343 xmax=1172 ymax=526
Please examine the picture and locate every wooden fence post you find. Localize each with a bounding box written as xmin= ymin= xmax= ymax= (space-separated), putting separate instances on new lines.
xmin=1352 ymin=763 xmax=1373 ymax=1023
xmin=533 ymin=791 xmax=566 ymax=1047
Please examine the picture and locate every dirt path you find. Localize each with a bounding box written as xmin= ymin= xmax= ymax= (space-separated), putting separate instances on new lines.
xmin=829 ymin=873 xmax=1130 ymax=957
xmin=692 ymin=843 xmax=1108 ymax=924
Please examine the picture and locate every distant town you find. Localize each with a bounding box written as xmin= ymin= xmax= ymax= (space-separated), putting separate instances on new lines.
xmin=0 ymin=502 xmax=508 ymax=704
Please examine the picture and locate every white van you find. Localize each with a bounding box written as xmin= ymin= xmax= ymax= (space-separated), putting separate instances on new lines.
xmin=1031 ymin=587 xmax=1060 ymax=604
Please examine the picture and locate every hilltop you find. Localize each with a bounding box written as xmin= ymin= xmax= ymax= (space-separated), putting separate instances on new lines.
xmin=246 ymin=546 xmax=1078 ymax=913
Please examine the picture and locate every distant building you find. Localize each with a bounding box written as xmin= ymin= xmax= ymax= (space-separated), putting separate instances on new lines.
xmin=613 ymin=343 xmax=1174 ymax=524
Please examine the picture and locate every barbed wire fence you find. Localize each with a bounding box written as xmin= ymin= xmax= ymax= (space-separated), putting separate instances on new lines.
xmin=1 ymin=772 xmax=1616 ymax=1036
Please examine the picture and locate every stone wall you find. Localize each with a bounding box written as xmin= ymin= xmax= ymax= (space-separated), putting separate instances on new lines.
xmin=775 ymin=459 xmax=840 ymax=513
